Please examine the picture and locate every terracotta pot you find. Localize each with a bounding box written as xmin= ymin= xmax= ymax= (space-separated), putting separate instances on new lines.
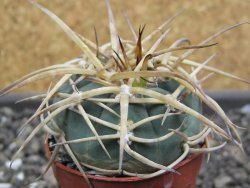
xmin=45 ymin=140 xmax=203 ymax=188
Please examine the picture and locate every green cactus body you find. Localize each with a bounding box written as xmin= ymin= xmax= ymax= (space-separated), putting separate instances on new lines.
xmin=53 ymin=79 xmax=202 ymax=174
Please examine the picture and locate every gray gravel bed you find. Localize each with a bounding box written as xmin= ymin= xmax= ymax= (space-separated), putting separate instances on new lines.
xmin=0 ymin=105 xmax=250 ymax=188
xmin=0 ymin=108 xmax=57 ymax=188
xmin=197 ymin=105 xmax=250 ymax=188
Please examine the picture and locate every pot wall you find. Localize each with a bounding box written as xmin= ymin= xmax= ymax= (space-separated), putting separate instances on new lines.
xmin=45 ymin=142 xmax=203 ymax=188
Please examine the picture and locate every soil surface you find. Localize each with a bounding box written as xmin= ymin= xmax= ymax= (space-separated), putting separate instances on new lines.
xmin=0 ymin=105 xmax=249 ymax=188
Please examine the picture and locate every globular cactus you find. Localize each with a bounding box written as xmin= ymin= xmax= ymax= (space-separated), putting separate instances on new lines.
xmin=54 ymin=78 xmax=202 ymax=176
xmin=1 ymin=0 xmax=249 ymax=187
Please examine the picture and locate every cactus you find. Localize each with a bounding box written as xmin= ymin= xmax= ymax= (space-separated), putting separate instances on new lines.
xmin=1 ymin=0 xmax=249 ymax=187
xmin=53 ymin=78 xmax=203 ymax=176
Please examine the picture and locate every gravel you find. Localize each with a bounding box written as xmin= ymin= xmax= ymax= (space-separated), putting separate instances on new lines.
xmin=197 ymin=105 xmax=250 ymax=188
xmin=0 ymin=104 xmax=249 ymax=188
xmin=0 ymin=107 xmax=57 ymax=188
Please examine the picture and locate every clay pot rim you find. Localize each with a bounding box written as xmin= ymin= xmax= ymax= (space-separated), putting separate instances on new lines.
xmin=45 ymin=137 xmax=203 ymax=182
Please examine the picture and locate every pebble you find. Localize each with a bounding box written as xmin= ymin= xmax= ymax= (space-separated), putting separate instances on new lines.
xmin=0 ymin=144 xmax=3 ymax=151
xmin=0 ymin=116 xmax=8 ymax=125
xmin=240 ymin=104 xmax=250 ymax=114
xmin=25 ymin=155 xmax=42 ymax=164
xmin=0 ymin=171 xmax=4 ymax=181
xmin=246 ymin=161 xmax=250 ymax=172
xmin=16 ymin=172 xmax=25 ymax=181
xmin=0 ymin=183 xmax=11 ymax=188
xmin=0 ymin=107 xmax=13 ymax=117
xmin=28 ymin=182 xmax=40 ymax=188
xmin=5 ymin=159 xmax=22 ymax=171
xmin=231 ymin=169 xmax=248 ymax=182
xmin=7 ymin=142 xmax=17 ymax=152
xmin=214 ymin=175 xmax=232 ymax=187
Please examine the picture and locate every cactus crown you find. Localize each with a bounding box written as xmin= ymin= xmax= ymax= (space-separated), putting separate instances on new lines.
xmin=1 ymin=0 xmax=249 ymax=187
